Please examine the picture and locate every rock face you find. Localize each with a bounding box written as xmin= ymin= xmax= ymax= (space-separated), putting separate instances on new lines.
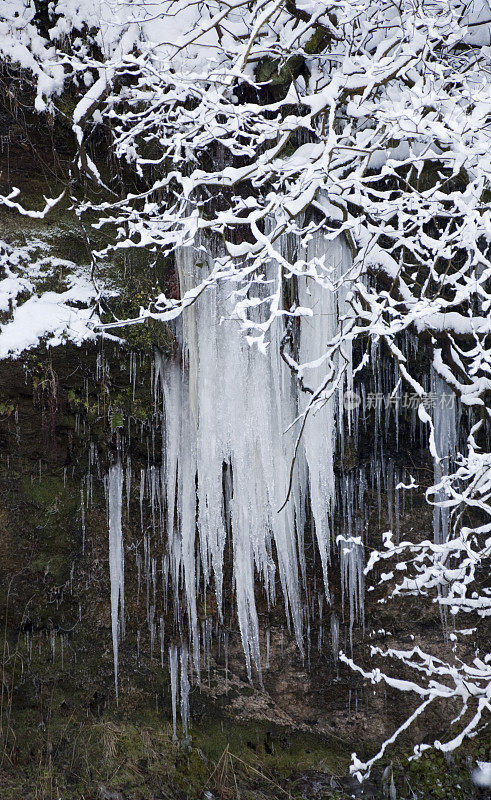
xmin=0 ymin=123 xmax=487 ymax=800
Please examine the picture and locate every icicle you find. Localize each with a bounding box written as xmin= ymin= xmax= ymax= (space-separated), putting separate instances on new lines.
xmin=169 ymin=645 xmax=178 ymax=739
xmin=431 ymin=369 xmax=457 ymax=544
xmin=159 ymin=616 xmax=165 ymax=668
xmin=153 ymin=230 xmax=354 ymax=682
xmin=125 ymin=457 xmax=131 ymax=518
xmin=331 ymin=612 xmax=340 ymax=668
xmin=338 ymin=472 xmax=365 ymax=646
xmin=180 ymin=644 xmax=190 ymax=737
xmin=108 ymin=461 xmax=124 ymax=704
xmin=394 ymin=466 xmax=400 ymax=544
xmin=298 ymin=245 xmax=334 ymax=591
xmin=149 ymin=603 xmax=155 ymax=659
xmin=80 ymin=484 xmax=86 ymax=555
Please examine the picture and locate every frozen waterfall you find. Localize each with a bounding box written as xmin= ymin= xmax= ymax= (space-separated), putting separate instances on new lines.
xmin=155 ymin=232 xmax=355 ymax=677
xmin=106 ymin=230 xmax=364 ymax=723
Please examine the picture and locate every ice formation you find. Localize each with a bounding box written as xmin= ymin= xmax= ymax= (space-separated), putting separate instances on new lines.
xmin=431 ymin=370 xmax=458 ymax=544
xmin=103 ymin=231 xmax=452 ymax=729
xmin=108 ymin=460 xmax=124 ymax=703
xmin=297 ymin=232 xmax=352 ymax=595
xmin=153 ymin=233 xmax=355 ymax=681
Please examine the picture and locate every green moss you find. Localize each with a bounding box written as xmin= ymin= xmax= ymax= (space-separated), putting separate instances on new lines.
xmin=190 ymin=704 xmax=349 ymax=783
xmin=304 ymin=26 xmax=331 ymax=55
xmin=30 ymin=552 xmax=71 ymax=583
xmin=16 ymin=473 xmax=80 ymax=586
xmin=117 ymin=317 xmax=176 ymax=354
xmin=102 ymin=279 xmax=176 ymax=355
xmin=256 ymin=54 xmax=305 ymax=86
xmin=20 ymin=475 xmax=71 ymax=509
xmin=110 ymin=410 xmax=124 ymax=429
xmin=33 ymin=272 xmax=71 ymax=295
xmin=66 ymin=353 xmax=158 ymax=433
xmin=0 ymin=400 xmax=15 ymax=416
xmin=402 ymin=749 xmax=475 ymax=799
xmin=2 ymin=630 xmax=486 ymax=800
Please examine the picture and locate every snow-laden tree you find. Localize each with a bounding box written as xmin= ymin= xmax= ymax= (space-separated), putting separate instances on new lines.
xmin=1 ymin=0 xmax=490 ymax=778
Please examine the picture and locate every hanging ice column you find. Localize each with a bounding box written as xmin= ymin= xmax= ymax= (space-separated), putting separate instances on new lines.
xmin=108 ymin=461 xmax=124 ymax=703
xmin=297 ymin=231 xmax=363 ymax=645
xmin=153 ymin=228 xmax=355 ymax=677
xmin=297 ymin=232 xmax=354 ymax=591
xmin=431 ymin=370 xmax=458 ymax=544
xmin=157 ymin=240 xmax=302 ymax=679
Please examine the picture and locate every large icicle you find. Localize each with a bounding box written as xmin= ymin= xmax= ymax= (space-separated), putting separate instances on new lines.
xmin=108 ymin=461 xmax=124 ymax=704
xmin=155 ymin=231 xmax=353 ymax=678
